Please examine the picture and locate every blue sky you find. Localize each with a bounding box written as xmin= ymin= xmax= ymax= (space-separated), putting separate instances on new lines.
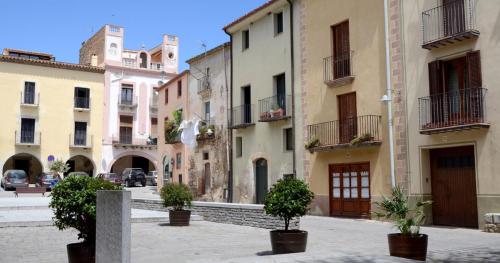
xmin=0 ymin=0 xmax=268 ymax=70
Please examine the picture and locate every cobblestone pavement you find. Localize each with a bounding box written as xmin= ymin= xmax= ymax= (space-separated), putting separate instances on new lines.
xmin=0 ymin=216 xmax=499 ymax=263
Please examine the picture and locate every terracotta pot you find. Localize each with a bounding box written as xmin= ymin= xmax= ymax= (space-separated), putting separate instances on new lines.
xmin=388 ymin=233 xmax=428 ymax=261
xmin=270 ymin=230 xmax=308 ymax=254
xmin=169 ymin=210 xmax=191 ymax=226
xmin=67 ymin=242 xmax=94 ymax=263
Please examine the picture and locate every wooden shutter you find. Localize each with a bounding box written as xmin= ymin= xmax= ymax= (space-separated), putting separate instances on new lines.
xmin=332 ymin=21 xmax=350 ymax=79
xmin=466 ymin=50 xmax=482 ymax=89
xmin=428 ymin=60 xmax=444 ymax=95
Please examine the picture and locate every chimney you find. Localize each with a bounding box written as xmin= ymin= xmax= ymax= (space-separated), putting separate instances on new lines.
xmin=91 ymin=54 xmax=98 ymax=67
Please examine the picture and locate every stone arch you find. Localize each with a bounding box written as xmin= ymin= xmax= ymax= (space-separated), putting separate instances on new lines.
xmin=2 ymin=153 xmax=43 ymax=184
xmin=66 ymin=155 xmax=96 ymax=176
xmin=108 ymin=151 xmax=158 ymax=175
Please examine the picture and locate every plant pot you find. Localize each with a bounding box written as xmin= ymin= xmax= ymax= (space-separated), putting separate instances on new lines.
xmin=169 ymin=210 xmax=191 ymax=226
xmin=388 ymin=233 xmax=428 ymax=261
xmin=67 ymin=242 xmax=94 ymax=263
xmin=270 ymin=230 xmax=308 ymax=254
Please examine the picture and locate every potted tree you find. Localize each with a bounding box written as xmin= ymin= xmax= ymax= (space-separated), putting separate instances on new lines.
xmin=49 ymin=159 xmax=70 ymax=180
xmin=264 ymin=177 xmax=314 ymax=254
xmin=374 ymin=186 xmax=432 ymax=261
xmin=49 ymin=175 xmax=121 ymax=263
xmin=160 ymin=183 xmax=193 ymax=226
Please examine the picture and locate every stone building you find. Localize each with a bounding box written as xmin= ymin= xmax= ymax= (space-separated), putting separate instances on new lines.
xmin=79 ymin=25 xmax=178 ymax=176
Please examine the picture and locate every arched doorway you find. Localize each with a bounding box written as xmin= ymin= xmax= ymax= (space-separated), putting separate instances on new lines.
xmin=162 ymin=155 xmax=172 ymax=185
xmin=66 ymin=155 xmax=95 ymax=176
xmin=139 ymin=52 xmax=148 ymax=68
xmin=111 ymin=155 xmax=155 ymax=176
xmin=255 ymin=158 xmax=268 ymax=204
xmin=2 ymin=153 xmax=43 ymax=184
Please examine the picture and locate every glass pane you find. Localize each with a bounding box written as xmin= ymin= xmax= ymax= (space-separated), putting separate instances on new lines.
xmin=333 ymin=188 xmax=340 ymax=198
xmin=361 ymin=177 xmax=369 ymax=187
xmin=332 ymin=172 xmax=340 ymax=177
xmin=351 ymin=177 xmax=358 ymax=187
xmin=350 ymin=171 xmax=357 ymax=177
xmin=351 ymin=188 xmax=358 ymax=198
xmin=343 ymin=188 xmax=350 ymax=198
xmin=361 ymin=171 xmax=369 ymax=177
xmin=362 ymin=188 xmax=370 ymax=198
xmin=343 ymin=172 xmax=349 ymax=178
xmin=333 ymin=177 xmax=340 ymax=187
xmin=343 ymin=177 xmax=350 ymax=187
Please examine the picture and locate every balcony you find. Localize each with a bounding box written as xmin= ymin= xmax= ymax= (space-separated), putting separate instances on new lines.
xmin=118 ymin=96 xmax=138 ymax=114
xmin=422 ymin=0 xmax=479 ymax=50
xmin=418 ymin=88 xmax=488 ymax=134
xmin=20 ymin=91 xmax=39 ymax=108
xmin=229 ymin=104 xmax=255 ymax=129
xmin=306 ymin=115 xmax=382 ymax=152
xmin=15 ymin=131 xmax=41 ymax=146
xmin=258 ymin=95 xmax=291 ymax=122
xmin=323 ymin=52 xmax=354 ymax=87
xmin=74 ymin=97 xmax=90 ymax=111
xmin=197 ymin=77 xmax=211 ymax=98
xmin=197 ymin=118 xmax=216 ymax=141
xmin=150 ymin=94 xmax=158 ymax=116
xmin=69 ymin=134 xmax=93 ymax=149
xmin=122 ymin=58 xmax=164 ymax=71
xmin=111 ymin=135 xmax=157 ymax=150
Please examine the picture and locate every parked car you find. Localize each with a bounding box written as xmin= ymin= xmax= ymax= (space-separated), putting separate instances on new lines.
xmin=36 ymin=172 xmax=60 ymax=190
xmin=96 ymin=173 xmax=122 ymax=186
xmin=121 ymin=168 xmax=146 ymax=187
xmin=146 ymin=171 xmax=158 ymax=186
xmin=1 ymin=170 xmax=29 ymax=190
xmin=67 ymin=171 xmax=89 ymax=177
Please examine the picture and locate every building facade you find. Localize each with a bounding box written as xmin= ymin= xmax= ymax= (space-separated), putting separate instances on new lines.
xmin=225 ymin=0 xmax=302 ymax=204
xmin=299 ymin=0 xmax=393 ymax=217
xmin=157 ymin=70 xmax=190 ymax=188
xmin=0 ymin=49 xmax=104 ymax=181
xmin=186 ymin=43 xmax=231 ymax=202
xmin=398 ymin=0 xmax=500 ymax=229
xmin=79 ymin=25 xmax=178 ymax=176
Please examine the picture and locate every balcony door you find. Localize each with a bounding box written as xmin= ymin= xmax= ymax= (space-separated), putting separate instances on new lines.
xmin=242 ymin=86 xmax=251 ymax=124
xmin=332 ymin=20 xmax=350 ymax=79
xmin=338 ymin=93 xmax=357 ymax=144
xmin=74 ymin=122 xmax=87 ymax=146
xmin=443 ymin=0 xmax=466 ymax=37
xmin=21 ymin=118 xmax=35 ymax=143
xmin=74 ymin=87 xmax=90 ymax=108
xmin=275 ymin=73 xmax=286 ymax=114
xmin=24 ymin=82 xmax=35 ymax=104
xmin=121 ymin=85 xmax=133 ymax=105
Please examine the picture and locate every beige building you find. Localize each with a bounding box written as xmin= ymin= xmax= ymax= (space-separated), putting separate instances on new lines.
xmin=224 ymin=0 xmax=302 ymax=204
xmin=397 ymin=0 xmax=500 ymax=229
xmin=299 ymin=0 xmax=394 ymax=217
xmin=0 ymin=49 xmax=104 ymax=181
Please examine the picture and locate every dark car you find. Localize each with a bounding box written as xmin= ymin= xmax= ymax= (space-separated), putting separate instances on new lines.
xmin=1 ymin=170 xmax=29 ymax=190
xmin=97 ymin=173 xmax=122 ymax=186
xmin=121 ymin=168 xmax=146 ymax=187
xmin=36 ymin=172 xmax=60 ymax=190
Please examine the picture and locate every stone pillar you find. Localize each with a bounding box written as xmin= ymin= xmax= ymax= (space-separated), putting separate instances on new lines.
xmin=96 ymin=190 xmax=131 ymax=263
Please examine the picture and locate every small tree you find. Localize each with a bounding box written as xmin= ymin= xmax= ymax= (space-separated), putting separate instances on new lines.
xmin=49 ymin=159 xmax=70 ymax=178
xmin=160 ymin=183 xmax=193 ymax=211
xmin=264 ymin=177 xmax=314 ymax=231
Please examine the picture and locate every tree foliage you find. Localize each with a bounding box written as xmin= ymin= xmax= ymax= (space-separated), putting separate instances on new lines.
xmin=160 ymin=183 xmax=193 ymax=211
xmin=264 ymin=177 xmax=314 ymax=231
xmin=49 ymin=176 xmax=121 ymax=245
xmin=49 ymin=159 xmax=70 ymax=174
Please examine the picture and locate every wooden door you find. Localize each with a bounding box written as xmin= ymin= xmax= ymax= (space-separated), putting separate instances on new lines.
xmin=332 ymin=20 xmax=350 ymax=79
xmin=430 ymin=146 xmax=478 ymax=228
xmin=255 ymin=158 xmax=268 ymax=204
xmin=444 ymin=56 xmax=467 ymax=123
xmin=329 ymin=163 xmax=370 ymax=218
xmin=443 ymin=0 xmax=465 ymax=37
xmin=338 ymin=93 xmax=357 ymax=144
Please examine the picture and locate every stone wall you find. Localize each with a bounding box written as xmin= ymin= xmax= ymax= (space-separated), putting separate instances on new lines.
xmin=132 ymin=199 xmax=299 ymax=230
xmin=484 ymin=213 xmax=500 ymax=233
xmin=79 ymin=26 xmax=105 ymax=66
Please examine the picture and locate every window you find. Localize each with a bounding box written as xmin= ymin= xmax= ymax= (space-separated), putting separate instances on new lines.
xmin=203 ymin=152 xmax=209 ymax=161
xmin=236 ymin=137 xmax=242 ymax=157
xmin=139 ymin=52 xmax=147 ymax=68
xmin=275 ymin=12 xmax=284 ymax=35
xmin=176 ymin=152 xmax=182 ymax=169
xmin=23 ymin=82 xmax=35 ymax=104
xmin=204 ymin=101 xmax=211 ymax=122
xmin=274 ymin=73 xmax=286 ymax=113
xmin=242 ymin=30 xmax=250 ymax=50
xmin=109 ymin=43 xmax=117 ymax=56
xmin=119 ymin=115 xmax=133 ymax=144
xmin=150 ymin=118 xmax=158 ymax=139
xmin=331 ymin=20 xmax=351 ymax=79
xmin=164 ymin=88 xmax=169 ymax=104
xmin=177 ymin=80 xmax=182 ymax=97
xmin=121 ymin=85 xmax=133 ymax=105
xmin=74 ymin=87 xmax=90 ymax=108
xmin=74 ymin=122 xmax=87 ymax=146
xmin=284 ymin=128 xmax=294 ymax=151
xmin=20 ymin=118 xmax=35 ymax=143
xmin=178 ymin=174 xmax=183 ymax=184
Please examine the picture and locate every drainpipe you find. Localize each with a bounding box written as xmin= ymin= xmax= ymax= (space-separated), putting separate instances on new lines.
xmin=287 ymin=0 xmax=296 ymax=177
xmin=224 ymin=31 xmax=234 ymax=203
xmin=383 ymin=0 xmax=396 ymax=188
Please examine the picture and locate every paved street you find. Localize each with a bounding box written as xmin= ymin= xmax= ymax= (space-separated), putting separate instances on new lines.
xmin=0 ymin=215 xmax=499 ymax=263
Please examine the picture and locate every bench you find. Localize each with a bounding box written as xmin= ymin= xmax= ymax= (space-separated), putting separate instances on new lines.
xmin=14 ymin=187 xmax=46 ymax=197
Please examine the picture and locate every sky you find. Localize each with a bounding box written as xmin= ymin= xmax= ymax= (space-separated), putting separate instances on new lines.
xmin=0 ymin=0 xmax=268 ymax=70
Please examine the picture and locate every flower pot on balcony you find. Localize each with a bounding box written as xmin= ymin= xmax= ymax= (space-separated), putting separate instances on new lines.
xmin=260 ymin=112 xmax=271 ymax=120
xmin=271 ymin=108 xmax=284 ymax=118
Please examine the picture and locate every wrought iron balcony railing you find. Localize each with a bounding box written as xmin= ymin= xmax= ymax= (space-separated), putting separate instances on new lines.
xmin=69 ymin=134 xmax=93 ymax=148
xmin=15 ymin=131 xmax=41 ymax=146
xmin=306 ymin=115 xmax=381 ymax=151
xmin=118 ymin=95 xmax=138 ymax=113
xmin=229 ymin=104 xmax=255 ymax=129
xmin=422 ymin=0 xmax=479 ymax=49
xmin=323 ymin=51 xmax=354 ymax=87
xmin=418 ymin=88 xmax=488 ymax=134
xmin=258 ymin=95 xmax=291 ymax=122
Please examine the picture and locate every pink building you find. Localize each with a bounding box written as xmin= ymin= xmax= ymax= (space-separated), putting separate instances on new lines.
xmin=79 ymin=24 xmax=178 ymax=176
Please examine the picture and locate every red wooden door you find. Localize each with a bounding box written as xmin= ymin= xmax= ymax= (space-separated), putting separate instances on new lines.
xmin=430 ymin=146 xmax=478 ymax=228
xmin=338 ymin=93 xmax=357 ymax=144
xmin=329 ymin=163 xmax=370 ymax=218
xmin=332 ymin=20 xmax=350 ymax=79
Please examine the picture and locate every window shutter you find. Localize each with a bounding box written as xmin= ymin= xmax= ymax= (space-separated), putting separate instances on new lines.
xmin=466 ymin=50 xmax=482 ymax=89
xmin=428 ymin=60 xmax=444 ymax=95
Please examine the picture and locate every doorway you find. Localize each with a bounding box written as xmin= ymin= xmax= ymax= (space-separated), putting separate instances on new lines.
xmin=329 ymin=162 xmax=370 ymax=218
xmin=242 ymin=86 xmax=251 ymax=123
xmin=255 ymin=158 xmax=268 ymax=204
xmin=338 ymin=93 xmax=357 ymax=144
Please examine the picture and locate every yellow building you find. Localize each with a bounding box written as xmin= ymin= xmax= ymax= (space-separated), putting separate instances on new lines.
xmin=0 ymin=49 xmax=104 ymax=182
